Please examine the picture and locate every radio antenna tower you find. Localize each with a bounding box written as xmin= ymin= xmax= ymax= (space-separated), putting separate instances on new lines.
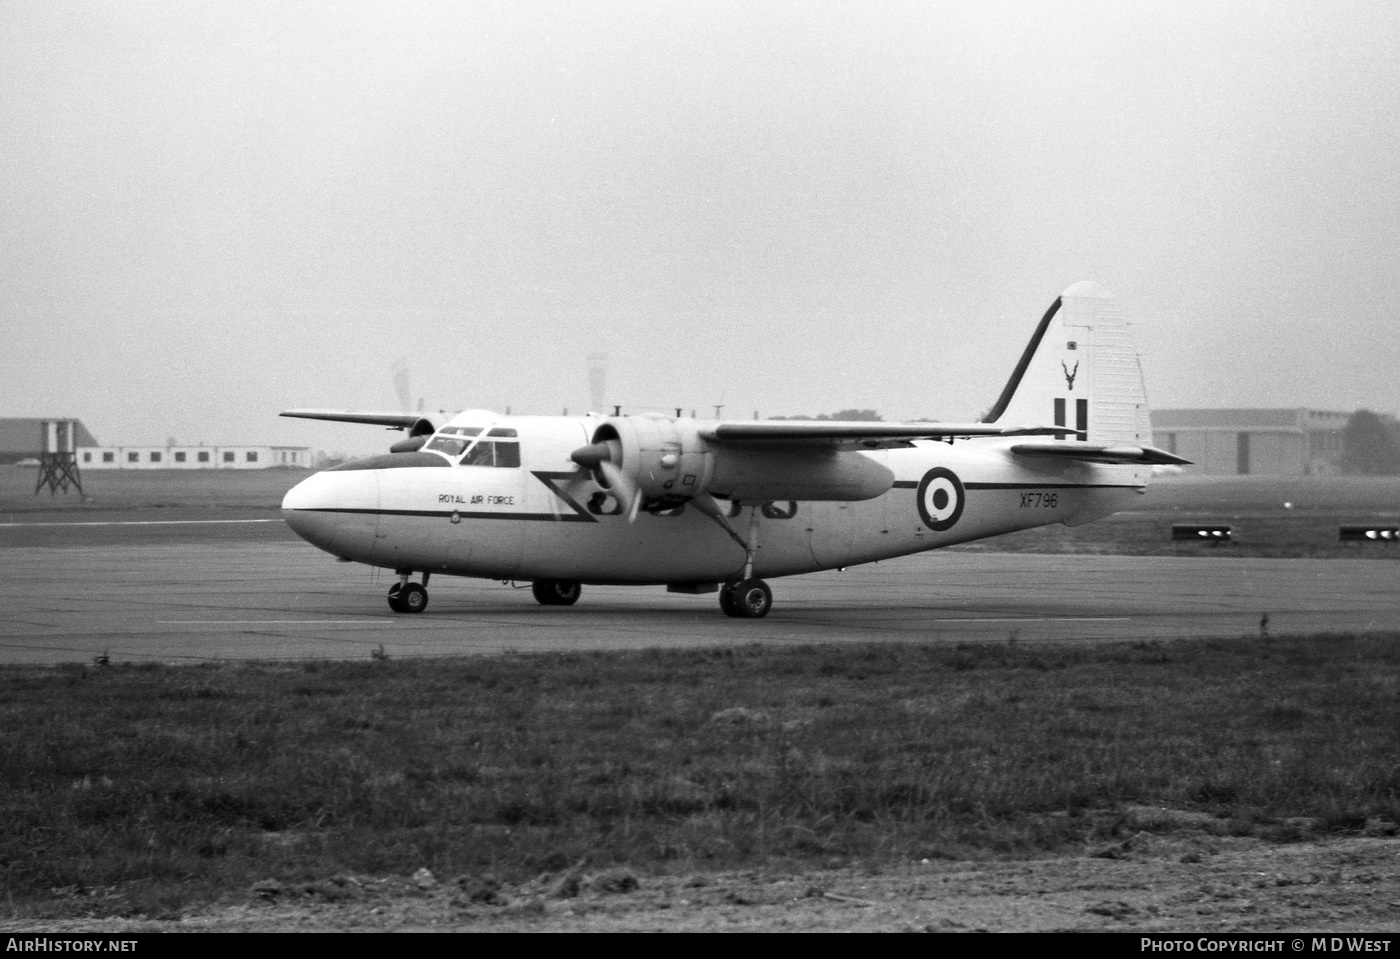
xmin=34 ymin=420 xmax=82 ymax=496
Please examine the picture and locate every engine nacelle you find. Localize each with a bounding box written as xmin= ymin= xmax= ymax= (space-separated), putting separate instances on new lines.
xmin=583 ymin=416 xmax=894 ymax=507
xmin=708 ymin=446 xmax=894 ymax=502
xmin=589 ymin=416 xmax=716 ymax=505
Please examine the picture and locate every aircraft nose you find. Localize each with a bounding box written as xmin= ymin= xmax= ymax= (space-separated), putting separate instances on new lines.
xmin=281 ymin=467 xmax=381 ymax=553
xmin=283 ymin=468 xmax=357 ymax=512
xmin=281 ymin=471 xmax=342 ymax=547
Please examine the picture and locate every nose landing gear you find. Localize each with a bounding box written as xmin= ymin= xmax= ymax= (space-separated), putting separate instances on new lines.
xmin=388 ymin=571 xmax=430 ymax=614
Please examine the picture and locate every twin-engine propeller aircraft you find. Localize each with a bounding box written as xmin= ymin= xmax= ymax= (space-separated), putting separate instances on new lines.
xmin=281 ymin=282 xmax=1188 ymax=618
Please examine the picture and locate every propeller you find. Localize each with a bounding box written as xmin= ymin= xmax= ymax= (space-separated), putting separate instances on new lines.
xmin=570 ymin=439 xmax=643 ymax=522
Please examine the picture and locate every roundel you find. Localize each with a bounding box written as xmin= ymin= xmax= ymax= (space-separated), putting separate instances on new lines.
xmin=916 ymin=467 xmax=965 ymax=532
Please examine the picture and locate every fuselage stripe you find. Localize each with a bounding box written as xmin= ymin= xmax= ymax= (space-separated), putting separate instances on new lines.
xmin=284 ymin=507 xmax=591 ymax=522
xmin=894 ymin=481 xmax=1142 ymax=491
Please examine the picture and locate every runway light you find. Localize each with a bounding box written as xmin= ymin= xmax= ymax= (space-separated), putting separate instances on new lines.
xmin=1172 ymin=524 xmax=1232 ymax=543
xmin=1339 ymin=526 xmax=1400 ymax=543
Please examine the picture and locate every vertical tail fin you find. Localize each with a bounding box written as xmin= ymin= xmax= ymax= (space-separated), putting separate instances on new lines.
xmin=983 ymin=282 xmax=1152 ymax=448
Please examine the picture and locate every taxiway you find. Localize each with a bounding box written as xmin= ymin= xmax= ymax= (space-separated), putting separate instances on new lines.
xmin=2 ymin=533 xmax=1395 ymax=664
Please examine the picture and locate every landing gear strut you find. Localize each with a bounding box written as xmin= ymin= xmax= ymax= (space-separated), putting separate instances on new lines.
xmin=694 ymin=498 xmax=775 ymax=618
xmin=388 ymin=571 xmax=430 ymax=614
xmin=532 ymin=579 xmax=582 ymax=606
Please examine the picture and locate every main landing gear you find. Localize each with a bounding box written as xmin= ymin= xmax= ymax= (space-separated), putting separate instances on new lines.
xmin=719 ymin=578 xmax=772 ymax=618
xmin=691 ymin=499 xmax=774 ymax=618
xmin=532 ymin=579 xmax=582 ymax=606
xmin=388 ymin=571 xmax=430 ymax=614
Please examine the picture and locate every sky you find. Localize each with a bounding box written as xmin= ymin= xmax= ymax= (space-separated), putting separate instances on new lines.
xmin=3 ymin=1 xmax=1398 ymax=455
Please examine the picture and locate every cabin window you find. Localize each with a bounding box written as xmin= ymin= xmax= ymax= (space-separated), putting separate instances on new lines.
xmin=175 ymin=451 xmax=186 ymax=463
xmin=198 ymin=451 xmax=210 ymax=463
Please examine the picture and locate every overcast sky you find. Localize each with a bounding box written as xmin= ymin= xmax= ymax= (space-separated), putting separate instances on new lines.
xmin=3 ymin=1 xmax=1397 ymax=453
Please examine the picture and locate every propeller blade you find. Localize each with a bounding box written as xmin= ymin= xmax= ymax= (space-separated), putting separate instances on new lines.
xmin=598 ymin=460 xmax=642 ymax=523
xmin=547 ymin=469 xmax=594 ymax=521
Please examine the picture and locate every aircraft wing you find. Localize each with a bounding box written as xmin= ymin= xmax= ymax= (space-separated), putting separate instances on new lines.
xmin=701 ymin=420 xmax=1077 ymax=450
xmin=280 ymin=409 xmax=437 ymax=431
xmin=1008 ymin=442 xmax=1192 ymax=465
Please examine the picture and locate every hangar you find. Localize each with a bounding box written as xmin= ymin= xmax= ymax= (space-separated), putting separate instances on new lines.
xmin=1153 ymin=408 xmax=1349 ymax=476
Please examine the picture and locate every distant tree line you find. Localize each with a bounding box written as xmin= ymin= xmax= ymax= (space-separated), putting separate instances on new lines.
xmin=769 ymin=409 xmax=884 ymax=422
xmin=1343 ymin=409 xmax=1400 ymax=475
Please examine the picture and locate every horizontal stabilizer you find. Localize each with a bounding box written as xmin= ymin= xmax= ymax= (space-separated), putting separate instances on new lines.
xmin=1009 ymin=442 xmax=1191 ymax=466
xmin=280 ymin=409 xmax=442 ymax=434
xmin=704 ymin=420 xmax=1078 ymax=450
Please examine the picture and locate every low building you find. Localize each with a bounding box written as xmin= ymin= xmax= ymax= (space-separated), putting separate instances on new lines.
xmin=1153 ymin=409 xmax=1349 ymax=476
xmin=76 ymin=445 xmax=310 ymax=470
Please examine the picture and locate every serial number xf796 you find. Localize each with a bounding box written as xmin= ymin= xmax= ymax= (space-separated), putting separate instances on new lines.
xmin=1019 ymin=492 xmax=1059 ymax=509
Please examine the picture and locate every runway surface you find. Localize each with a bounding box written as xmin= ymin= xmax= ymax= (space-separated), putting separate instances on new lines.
xmin=2 ymin=526 xmax=1396 ymax=663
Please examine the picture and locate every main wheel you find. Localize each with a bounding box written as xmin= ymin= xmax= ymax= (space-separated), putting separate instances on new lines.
xmin=532 ymin=579 xmax=582 ymax=606
xmin=398 ymin=582 xmax=429 ymax=614
xmin=730 ymin=578 xmax=772 ymax=619
xmin=387 ymin=582 xmax=406 ymax=613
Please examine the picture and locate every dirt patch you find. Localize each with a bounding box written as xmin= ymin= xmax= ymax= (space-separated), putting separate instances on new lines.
xmin=7 ymin=835 xmax=1398 ymax=932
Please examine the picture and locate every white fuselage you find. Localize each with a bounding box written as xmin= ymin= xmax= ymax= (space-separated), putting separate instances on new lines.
xmin=282 ymin=411 xmax=1146 ymax=585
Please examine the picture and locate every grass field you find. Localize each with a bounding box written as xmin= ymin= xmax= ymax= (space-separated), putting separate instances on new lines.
xmin=2 ymin=635 xmax=1397 ymax=919
xmin=2 ymin=466 xmax=305 ymax=515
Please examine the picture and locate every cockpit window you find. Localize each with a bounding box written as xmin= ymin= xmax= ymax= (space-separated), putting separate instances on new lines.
xmin=425 ymin=436 xmax=468 ymax=457
xmin=425 ymin=426 xmax=483 ymax=458
xmin=461 ymin=440 xmax=520 ymax=468
xmin=487 ymin=427 xmax=518 ymax=438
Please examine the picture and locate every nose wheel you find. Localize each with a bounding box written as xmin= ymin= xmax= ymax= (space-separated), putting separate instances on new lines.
xmin=720 ymin=578 xmax=772 ymax=618
xmin=387 ymin=575 xmax=429 ymax=614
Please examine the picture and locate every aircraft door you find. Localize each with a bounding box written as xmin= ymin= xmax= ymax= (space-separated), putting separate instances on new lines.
xmin=808 ymin=501 xmax=856 ymax=568
xmin=443 ymin=516 xmax=474 ymax=573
